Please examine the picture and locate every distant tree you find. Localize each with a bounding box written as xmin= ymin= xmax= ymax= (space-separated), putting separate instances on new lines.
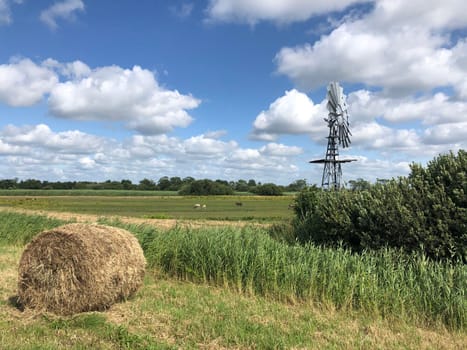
xmin=19 ymin=179 xmax=42 ymax=189
xmin=182 ymin=176 xmax=195 ymax=185
xmin=251 ymin=183 xmax=283 ymax=196
xmin=178 ymin=179 xmax=234 ymax=195
xmin=139 ymin=178 xmax=157 ymax=191
xmin=157 ymin=176 xmax=171 ymax=191
xmin=121 ymin=179 xmax=134 ymax=190
xmin=169 ymin=177 xmax=183 ymax=191
xmin=287 ymin=179 xmax=307 ymax=192
xmin=235 ymin=179 xmax=249 ymax=192
xmin=348 ymin=178 xmax=371 ymax=191
xmin=0 ymin=178 xmax=18 ymax=189
xmin=376 ymin=178 xmax=390 ymax=185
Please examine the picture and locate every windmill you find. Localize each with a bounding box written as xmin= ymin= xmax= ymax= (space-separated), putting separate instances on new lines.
xmin=310 ymin=82 xmax=356 ymax=190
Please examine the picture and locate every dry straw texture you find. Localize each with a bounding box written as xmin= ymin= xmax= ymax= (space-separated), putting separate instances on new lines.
xmin=17 ymin=223 xmax=146 ymax=315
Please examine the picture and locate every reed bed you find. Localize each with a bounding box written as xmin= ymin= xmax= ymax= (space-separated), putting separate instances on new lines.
xmin=0 ymin=211 xmax=68 ymax=245
xmin=102 ymin=220 xmax=466 ymax=330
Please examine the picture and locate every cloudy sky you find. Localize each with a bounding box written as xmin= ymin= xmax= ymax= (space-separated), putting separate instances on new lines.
xmin=0 ymin=0 xmax=466 ymax=185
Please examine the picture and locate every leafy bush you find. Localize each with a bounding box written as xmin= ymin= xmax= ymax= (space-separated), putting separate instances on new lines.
xmin=293 ymin=150 xmax=467 ymax=261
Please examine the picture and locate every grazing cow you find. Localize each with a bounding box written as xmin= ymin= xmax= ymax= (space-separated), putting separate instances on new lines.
xmin=202 ymin=204 xmax=206 ymax=209
xmin=235 ymin=202 xmax=243 ymax=206
xmin=193 ymin=203 xmax=201 ymax=209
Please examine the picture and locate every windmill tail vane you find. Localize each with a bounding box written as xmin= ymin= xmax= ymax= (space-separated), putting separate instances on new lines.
xmin=310 ymin=81 xmax=357 ymax=190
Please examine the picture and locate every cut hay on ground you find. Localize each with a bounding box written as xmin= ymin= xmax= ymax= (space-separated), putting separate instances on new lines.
xmin=17 ymin=223 xmax=146 ymax=315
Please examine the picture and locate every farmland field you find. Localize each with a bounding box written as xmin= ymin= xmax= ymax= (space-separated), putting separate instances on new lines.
xmin=0 ymin=193 xmax=295 ymax=221
xmin=0 ymin=211 xmax=466 ymax=349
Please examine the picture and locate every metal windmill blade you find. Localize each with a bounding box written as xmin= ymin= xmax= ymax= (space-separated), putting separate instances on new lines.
xmin=327 ymin=82 xmax=351 ymax=148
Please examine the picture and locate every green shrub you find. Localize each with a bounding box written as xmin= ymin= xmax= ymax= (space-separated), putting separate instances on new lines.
xmin=293 ymin=150 xmax=467 ymax=261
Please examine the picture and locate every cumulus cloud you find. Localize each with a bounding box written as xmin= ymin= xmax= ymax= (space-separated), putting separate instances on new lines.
xmin=344 ymin=155 xmax=411 ymax=182
xmin=348 ymin=90 xmax=467 ymax=125
xmin=251 ymin=89 xmax=327 ymax=141
xmin=352 ymin=122 xmax=421 ymax=151
xmin=275 ymin=0 xmax=467 ymax=95
xmin=0 ymin=0 xmax=22 ymax=25
xmin=40 ymin=0 xmax=85 ymax=29
xmin=170 ymin=2 xmax=194 ymax=19
xmin=183 ymin=134 xmax=237 ymax=157
xmin=0 ymin=123 xmax=305 ymax=183
xmin=206 ymin=0 xmax=367 ymax=24
xmin=1 ymin=124 xmax=106 ymax=154
xmin=0 ymin=58 xmax=58 ymax=106
xmin=0 ymin=57 xmax=200 ymax=135
xmin=48 ymin=64 xmax=201 ymax=134
xmin=0 ymin=0 xmax=12 ymax=24
xmin=259 ymin=142 xmax=303 ymax=156
xmin=423 ymin=122 xmax=467 ymax=145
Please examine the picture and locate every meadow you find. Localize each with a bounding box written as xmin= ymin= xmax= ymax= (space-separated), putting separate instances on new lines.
xmin=0 ymin=211 xmax=465 ymax=349
xmin=0 ymin=193 xmax=294 ymax=221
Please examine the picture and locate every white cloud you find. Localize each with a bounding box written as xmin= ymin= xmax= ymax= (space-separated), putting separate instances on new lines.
xmin=275 ymin=0 xmax=467 ymax=95
xmin=423 ymin=122 xmax=467 ymax=145
xmin=1 ymin=124 xmax=106 ymax=154
xmin=348 ymin=89 xmax=467 ymax=128
xmin=251 ymin=89 xmax=326 ymax=141
xmin=259 ymin=142 xmax=303 ymax=156
xmin=0 ymin=57 xmax=201 ymax=135
xmin=0 ymin=58 xmax=58 ymax=106
xmin=0 ymin=138 xmax=27 ymax=155
xmin=78 ymin=156 xmax=95 ymax=169
xmin=206 ymin=0 xmax=367 ymax=24
xmin=0 ymin=0 xmax=12 ymax=25
xmin=344 ymin=155 xmax=411 ymax=182
xmin=183 ymin=134 xmax=237 ymax=157
xmin=40 ymin=0 xmax=85 ymax=29
xmin=48 ymin=64 xmax=201 ymax=134
xmin=170 ymin=2 xmax=194 ymax=19
xmin=352 ymin=122 xmax=421 ymax=151
xmin=0 ymin=0 xmax=22 ymax=25
xmin=0 ymin=123 xmax=306 ymax=183
xmin=43 ymin=58 xmax=92 ymax=79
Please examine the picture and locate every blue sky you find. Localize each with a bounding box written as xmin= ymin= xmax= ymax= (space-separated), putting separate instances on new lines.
xmin=0 ymin=0 xmax=466 ymax=185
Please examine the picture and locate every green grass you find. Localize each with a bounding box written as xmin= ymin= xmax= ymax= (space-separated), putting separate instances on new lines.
xmin=0 ymin=211 xmax=69 ymax=246
xmin=0 ymin=213 xmax=466 ymax=348
xmin=105 ymin=220 xmax=467 ymax=331
xmin=0 ymin=195 xmax=294 ymax=221
xmin=0 ymin=189 xmax=179 ymax=196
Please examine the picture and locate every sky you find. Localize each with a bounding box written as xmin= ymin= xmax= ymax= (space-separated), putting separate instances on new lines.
xmin=0 ymin=0 xmax=466 ymax=186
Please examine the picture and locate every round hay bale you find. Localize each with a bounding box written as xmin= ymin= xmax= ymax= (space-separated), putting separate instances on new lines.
xmin=17 ymin=223 xmax=146 ymax=315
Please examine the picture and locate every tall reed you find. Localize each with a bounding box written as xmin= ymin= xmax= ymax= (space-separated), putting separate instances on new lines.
xmin=103 ymin=220 xmax=466 ymax=330
xmin=0 ymin=211 xmax=68 ymax=245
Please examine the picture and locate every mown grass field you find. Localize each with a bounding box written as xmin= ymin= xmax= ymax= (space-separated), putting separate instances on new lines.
xmin=0 ymin=211 xmax=466 ymax=349
xmin=0 ymin=193 xmax=294 ymax=221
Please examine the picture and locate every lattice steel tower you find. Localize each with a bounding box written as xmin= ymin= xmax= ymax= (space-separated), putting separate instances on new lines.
xmin=310 ymin=82 xmax=356 ymax=190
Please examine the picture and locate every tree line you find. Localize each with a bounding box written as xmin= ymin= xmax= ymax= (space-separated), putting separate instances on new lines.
xmin=0 ymin=177 xmax=309 ymax=195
